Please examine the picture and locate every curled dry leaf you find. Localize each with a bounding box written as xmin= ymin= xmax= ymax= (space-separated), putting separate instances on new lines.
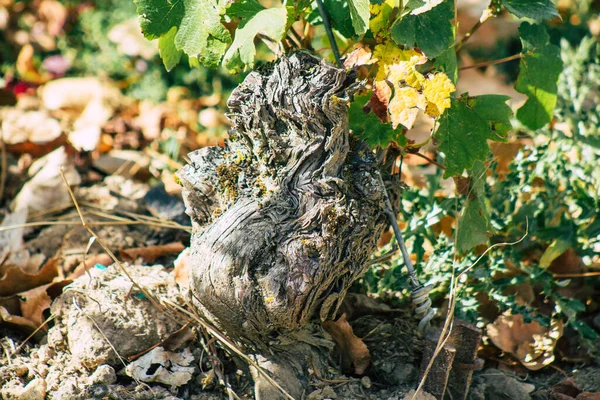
xmin=323 ymin=313 xmax=371 ymax=374
xmin=11 ymin=146 xmax=81 ymax=213
xmin=120 ymin=242 xmax=185 ymax=263
xmin=0 ymin=255 xmax=58 ymax=297
xmin=487 ymin=312 xmax=564 ymax=370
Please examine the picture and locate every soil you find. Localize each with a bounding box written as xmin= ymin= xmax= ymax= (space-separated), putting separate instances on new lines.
xmin=1 ymin=178 xmax=599 ymax=400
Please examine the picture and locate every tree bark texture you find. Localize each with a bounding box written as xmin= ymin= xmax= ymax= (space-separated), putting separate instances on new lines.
xmin=177 ymin=53 xmax=391 ymax=390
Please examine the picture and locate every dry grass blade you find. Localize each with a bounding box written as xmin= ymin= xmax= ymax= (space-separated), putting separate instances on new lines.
xmin=58 ymin=167 xmax=166 ymax=314
xmin=162 ymin=299 xmax=297 ymax=400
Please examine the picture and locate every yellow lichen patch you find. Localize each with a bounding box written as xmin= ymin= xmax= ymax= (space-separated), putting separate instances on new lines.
xmin=423 ymin=73 xmax=456 ymax=118
xmin=216 ymin=163 xmax=241 ymax=201
xmin=389 ymin=86 xmax=426 ymax=129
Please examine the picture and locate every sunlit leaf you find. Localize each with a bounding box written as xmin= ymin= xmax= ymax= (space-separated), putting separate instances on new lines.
xmin=515 ymin=22 xmax=563 ymax=130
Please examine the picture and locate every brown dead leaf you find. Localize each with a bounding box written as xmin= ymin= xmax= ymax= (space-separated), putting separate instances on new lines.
xmin=323 ymin=313 xmax=371 ymax=374
xmin=67 ymin=253 xmax=113 ymax=280
xmin=343 ymin=44 xmax=373 ymax=68
xmin=0 ymin=255 xmax=58 ymax=297
xmin=491 ymin=141 xmax=526 ymax=180
xmin=432 ymin=215 xmax=455 ymax=238
xmin=120 ymin=242 xmax=185 ymax=263
xmin=551 ymin=378 xmax=582 ymax=399
xmin=369 ymin=80 xmax=392 ymax=123
xmin=549 ymin=247 xmax=584 ymax=275
xmin=487 ymin=313 xmax=563 ymax=371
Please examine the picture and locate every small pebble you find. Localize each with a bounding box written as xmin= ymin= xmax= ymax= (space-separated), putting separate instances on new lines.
xmin=361 ymin=376 xmax=372 ymax=389
xmin=89 ymin=364 xmax=116 ymax=385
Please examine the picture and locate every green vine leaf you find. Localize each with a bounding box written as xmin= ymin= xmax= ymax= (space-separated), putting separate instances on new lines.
xmin=306 ymin=0 xmax=354 ymax=38
xmin=500 ymin=0 xmax=559 ymax=21
xmin=457 ymin=161 xmax=491 ymax=252
xmin=435 ymin=94 xmax=513 ymax=178
xmin=515 ymin=22 xmax=563 ymax=130
xmin=158 ymin=26 xmax=182 ymax=72
xmin=134 ymin=0 xmax=230 ymax=69
xmin=390 ymin=0 xmax=454 ymax=58
xmin=223 ymin=7 xmax=288 ymax=73
xmin=134 ymin=0 xmax=184 ymax=40
xmin=348 ymin=0 xmax=370 ymax=35
xmin=174 ymin=0 xmax=231 ymax=68
xmin=349 ymin=93 xmax=406 ymax=148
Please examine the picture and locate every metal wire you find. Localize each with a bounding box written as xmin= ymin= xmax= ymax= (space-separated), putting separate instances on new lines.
xmin=377 ymin=164 xmax=433 ymax=333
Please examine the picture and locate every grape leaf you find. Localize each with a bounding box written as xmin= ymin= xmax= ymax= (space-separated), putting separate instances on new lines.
xmin=515 ymin=22 xmax=563 ymax=130
xmin=433 ymin=47 xmax=457 ymax=84
xmin=223 ymin=7 xmax=288 ymax=74
xmin=390 ymin=0 xmax=454 ymax=58
xmin=350 ymin=93 xmax=405 ymax=148
xmin=158 ymin=26 xmax=182 ymax=72
xmin=435 ymin=94 xmax=513 ymax=178
xmin=135 ymin=0 xmax=230 ymax=69
xmin=422 ymin=73 xmax=455 ymax=117
xmin=457 ymin=161 xmax=491 ymax=252
xmin=174 ymin=0 xmax=230 ymax=68
xmin=134 ymin=0 xmax=184 ymax=40
xmin=306 ymin=0 xmax=354 ymax=38
xmin=500 ymin=0 xmax=559 ymax=21
xmin=348 ymin=0 xmax=370 ymax=35
xmin=227 ymin=0 xmax=265 ymax=18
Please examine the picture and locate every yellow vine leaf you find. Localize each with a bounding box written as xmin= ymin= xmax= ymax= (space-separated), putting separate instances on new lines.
xmin=423 ymin=73 xmax=456 ymax=117
xmin=370 ymin=0 xmax=396 ymax=38
xmin=372 ymin=43 xmax=425 ymax=81
xmin=388 ymin=86 xmax=426 ymax=129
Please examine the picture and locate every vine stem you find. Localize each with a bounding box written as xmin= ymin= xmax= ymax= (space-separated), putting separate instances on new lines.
xmin=315 ymin=0 xmax=343 ymax=67
xmin=454 ymin=8 xmax=495 ymax=53
xmin=459 ymin=53 xmax=522 ymax=70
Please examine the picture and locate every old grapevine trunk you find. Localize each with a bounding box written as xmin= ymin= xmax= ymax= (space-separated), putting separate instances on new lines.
xmin=177 ymin=52 xmax=391 ymax=397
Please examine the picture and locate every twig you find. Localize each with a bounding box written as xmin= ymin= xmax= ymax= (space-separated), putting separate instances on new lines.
xmin=366 ymin=245 xmax=398 ymax=266
xmin=553 ymin=271 xmax=600 ymax=278
xmin=412 ymin=152 xmax=446 ymax=170
xmin=454 ymin=8 xmax=495 ymax=53
xmin=459 ymin=54 xmax=522 ymax=71
xmin=315 ymin=0 xmax=342 ymax=68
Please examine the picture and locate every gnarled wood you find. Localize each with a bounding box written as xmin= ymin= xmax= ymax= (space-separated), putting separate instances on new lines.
xmin=178 ymin=52 xmax=392 ymax=396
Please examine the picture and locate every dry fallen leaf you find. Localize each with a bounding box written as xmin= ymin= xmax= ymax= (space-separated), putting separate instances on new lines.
xmin=487 ymin=312 xmax=564 ymax=370
xmin=323 ymin=313 xmax=371 ymax=374
xmin=0 ymin=255 xmax=59 ymax=297
xmin=11 ymin=146 xmax=81 ymax=213
xmin=120 ymin=242 xmax=186 ymax=263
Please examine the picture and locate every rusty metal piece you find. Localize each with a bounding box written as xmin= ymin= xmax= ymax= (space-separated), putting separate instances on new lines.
xmin=419 ymin=328 xmax=456 ymax=400
xmin=446 ymin=319 xmax=484 ymax=400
